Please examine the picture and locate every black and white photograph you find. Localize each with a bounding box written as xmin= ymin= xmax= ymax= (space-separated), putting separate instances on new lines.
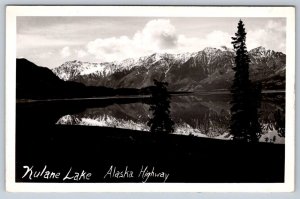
xmin=6 ymin=6 xmax=295 ymax=192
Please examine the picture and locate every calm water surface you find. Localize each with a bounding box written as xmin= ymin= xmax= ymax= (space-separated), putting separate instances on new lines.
xmin=56 ymin=93 xmax=285 ymax=143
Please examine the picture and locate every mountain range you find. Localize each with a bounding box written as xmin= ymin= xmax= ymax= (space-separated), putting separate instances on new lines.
xmin=52 ymin=46 xmax=286 ymax=91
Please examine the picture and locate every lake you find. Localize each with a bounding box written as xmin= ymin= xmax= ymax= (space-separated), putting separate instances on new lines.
xmin=52 ymin=92 xmax=285 ymax=144
xmin=15 ymin=92 xmax=285 ymax=183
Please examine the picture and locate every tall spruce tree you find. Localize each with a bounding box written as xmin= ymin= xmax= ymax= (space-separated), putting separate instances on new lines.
xmin=230 ymin=19 xmax=261 ymax=142
xmin=147 ymin=79 xmax=174 ymax=134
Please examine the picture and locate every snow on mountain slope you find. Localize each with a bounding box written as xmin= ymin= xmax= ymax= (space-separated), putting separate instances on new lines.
xmin=52 ymin=60 xmax=136 ymax=81
xmin=52 ymin=51 xmax=200 ymax=81
xmin=52 ymin=47 xmax=286 ymax=91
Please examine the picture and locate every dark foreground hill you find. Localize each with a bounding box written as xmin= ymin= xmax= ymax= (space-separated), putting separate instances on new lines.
xmin=16 ymin=58 xmax=153 ymax=99
xmin=16 ymin=124 xmax=284 ymax=183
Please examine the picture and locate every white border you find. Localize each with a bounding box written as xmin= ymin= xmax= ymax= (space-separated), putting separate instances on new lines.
xmin=5 ymin=6 xmax=295 ymax=192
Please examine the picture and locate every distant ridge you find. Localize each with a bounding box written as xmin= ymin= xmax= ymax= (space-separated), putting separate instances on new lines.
xmin=52 ymin=47 xmax=286 ymax=91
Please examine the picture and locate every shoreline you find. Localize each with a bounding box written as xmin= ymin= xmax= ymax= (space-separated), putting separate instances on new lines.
xmin=16 ymin=90 xmax=285 ymax=103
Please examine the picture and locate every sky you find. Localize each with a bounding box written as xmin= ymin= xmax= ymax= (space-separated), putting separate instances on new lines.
xmin=17 ymin=17 xmax=286 ymax=69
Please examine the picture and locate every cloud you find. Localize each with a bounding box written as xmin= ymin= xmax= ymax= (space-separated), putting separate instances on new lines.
xmin=85 ymin=19 xmax=234 ymax=62
xmin=17 ymin=34 xmax=82 ymax=50
xmin=18 ymin=18 xmax=286 ymax=68
xmin=60 ymin=46 xmax=71 ymax=58
xmin=39 ymin=51 xmax=54 ymax=59
xmin=133 ymin=19 xmax=178 ymax=50
xmin=87 ymin=36 xmax=133 ymax=61
xmin=86 ymin=19 xmax=180 ymax=61
xmin=247 ymin=20 xmax=286 ymax=52
xmin=177 ymin=31 xmax=232 ymax=53
xmin=76 ymin=49 xmax=88 ymax=58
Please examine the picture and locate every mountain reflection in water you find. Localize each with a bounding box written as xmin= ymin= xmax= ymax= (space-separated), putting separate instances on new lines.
xmin=56 ymin=93 xmax=285 ymax=144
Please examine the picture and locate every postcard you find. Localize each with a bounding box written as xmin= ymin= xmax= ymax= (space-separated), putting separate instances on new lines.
xmin=5 ymin=6 xmax=295 ymax=192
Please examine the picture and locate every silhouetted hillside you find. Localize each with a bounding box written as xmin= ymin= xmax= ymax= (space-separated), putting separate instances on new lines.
xmin=16 ymin=58 xmax=154 ymax=99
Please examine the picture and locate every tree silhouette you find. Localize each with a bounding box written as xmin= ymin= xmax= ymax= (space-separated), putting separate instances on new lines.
xmin=147 ymin=79 xmax=174 ymax=133
xmin=274 ymin=108 xmax=285 ymax=137
xmin=247 ymin=83 xmax=262 ymax=142
xmin=230 ymin=19 xmax=262 ymax=142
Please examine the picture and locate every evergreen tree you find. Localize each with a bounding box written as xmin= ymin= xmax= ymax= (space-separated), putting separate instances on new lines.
xmin=248 ymin=82 xmax=262 ymax=142
xmin=230 ymin=19 xmax=262 ymax=142
xmin=147 ymin=79 xmax=174 ymax=133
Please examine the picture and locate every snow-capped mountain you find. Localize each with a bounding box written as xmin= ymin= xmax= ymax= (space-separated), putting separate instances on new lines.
xmin=53 ymin=52 xmax=197 ymax=81
xmin=52 ymin=46 xmax=286 ymax=91
xmin=52 ymin=60 xmax=132 ymax=81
